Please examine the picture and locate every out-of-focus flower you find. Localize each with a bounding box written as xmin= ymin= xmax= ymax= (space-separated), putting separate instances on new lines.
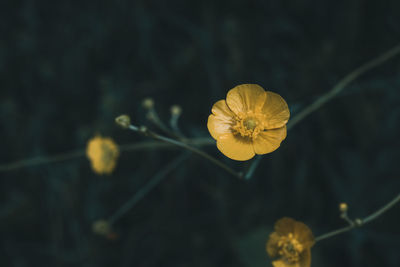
xmin=92 ymin=219 xmax=119 ymax=240
xmin=266 ymin=217 xmax=315 ymax=267
xmin=207 ymin=84 xmax=289 ymax=161
xmin=142 ymin=98 xmax=154 ymax=109
xmin=170 ymin=105 xmax=182 ymax=116
xmin=92 ymin=219 xmax=111 ymax=236
xmin=86 ymin=135 xmax=119 ymax=175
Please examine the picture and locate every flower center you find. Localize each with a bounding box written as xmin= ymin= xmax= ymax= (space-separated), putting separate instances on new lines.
xmin=244 ymin=118 xmax=257 ymax=130
xmin=101 ymin=143 xmax=118 ymax=164
xmin=277 ymin=233 xmax=303 ymax=263
xmin=231 ymin=113 xmax=264 ymax=139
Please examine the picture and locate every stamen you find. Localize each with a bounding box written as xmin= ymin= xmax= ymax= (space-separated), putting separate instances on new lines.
xmin=244 ymin=118 xmax=257 ymax=130
xmin=231 ymin=113 xmax=264 ymax=139
xmin=277 ymin=233 xmax=304 ymax=263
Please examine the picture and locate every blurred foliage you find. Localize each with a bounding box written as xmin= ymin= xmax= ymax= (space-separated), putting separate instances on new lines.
xmin=1 ymin=0 xmax=400 ymax=266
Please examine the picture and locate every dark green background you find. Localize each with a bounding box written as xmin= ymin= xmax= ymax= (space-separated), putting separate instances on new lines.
xmin=1 ymin=0 xmax=400 ymax=266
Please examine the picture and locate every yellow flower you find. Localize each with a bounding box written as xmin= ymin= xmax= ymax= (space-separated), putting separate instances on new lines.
xmin=86 ymin=135 xmax=119 ymax=175
xmin=207 ymin=84 xmax=290 ymax=161
xmin=266 ymin=217 xmax=315 ymax=267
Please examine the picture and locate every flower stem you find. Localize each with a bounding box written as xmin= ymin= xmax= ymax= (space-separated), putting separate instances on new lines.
xmin=288 ymin=43 xmax=400 ymax=130
xmin=244 ymin=43 xmax=400 ymax=180
xmin=147 ymin=108 xmax=183 ymax=139
xmin=128 ymin=125 xmax=242 ymax=179
xmin=315 ymin=193 xmax=400 ymax=243
xmin=0 ymin=150 xmax=84 ymax=172
xmin=314 ymin=225 xmax=354 ymax=243
xmin=362 ymin=193 xmax=400 ymax=225
xmin=108 ymin=152 xmax=190 ymax=225
xmin=0 ymin=138 xmax=214 ymax=172
xmin=244 ymin=155 xmax=262 ymax=180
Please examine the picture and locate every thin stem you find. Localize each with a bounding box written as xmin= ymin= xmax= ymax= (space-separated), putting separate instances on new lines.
xmin=147 ymin=109 xmax=182 ymax=139
xmin=288 ymin=43 xmax=400 ymax=130
xmin=362 ymin=193 xmax=400 ymax=225
xmin=340 ymin=213 xmax=354 ymax=226
xmin=119 ymin=138 xmax=213 ymax=152
xmin=108 ymin=152 xmax=190 ymax=225
xmin=315 ymin=193 xmax=400 ymax=243
xmin=0 ymin=138 xmax=214 ymax=172
xmin=315 ymin=225 xmax=354 ymax=243
xmin=244 ymin=43 xmax=400 ymax=179
xmin=170 ymin=114 xmax=185 ymax=138
xmin=0 ymin=150 xmax=84 ymax=172
xmin=244 ymin=155 xmax=262 ymax=180
xmin=129 ymin=125 xmax=242 ymax=178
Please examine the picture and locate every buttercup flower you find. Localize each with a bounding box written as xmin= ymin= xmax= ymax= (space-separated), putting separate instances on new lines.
xmin=207 ymin=84 xmax=290 ymax=161
xmin=266 ymin=217 xmax=315 ymax=267
xmin=86 ymin=135 xmax=119 ymax=175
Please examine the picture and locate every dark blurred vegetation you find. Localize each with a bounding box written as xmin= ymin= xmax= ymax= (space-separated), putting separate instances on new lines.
xmin=1 ymin=0 xmax=400 ymax=266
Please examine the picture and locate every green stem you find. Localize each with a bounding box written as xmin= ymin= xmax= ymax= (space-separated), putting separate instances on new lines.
xmin=244 ymin=43 xmax=400 ymax=180
xmin=288 ymin=43 xmax=400 ymax=130
xmin=362 ymin=193 xmax=400 ymax=225
xmin=315 ymin=193 xmax=400 ymax=243
xmin=0 ymin=150 xmax=84 ymax=172
xmin=108 ymin=152 xmax=190 ymax=225
xmin=129 ymin=125 xmax=242 ymax=179
xmin=0 ymin=138 xmax=214 ymax=172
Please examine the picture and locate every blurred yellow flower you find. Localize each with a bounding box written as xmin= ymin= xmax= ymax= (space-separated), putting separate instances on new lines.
xmin=207 ymin=84 xmax=289 ymax=161
xmin=86 ymin=135 xmax=119 ymax=175
xmin=266 ymin=217 xmax=315 ymax=267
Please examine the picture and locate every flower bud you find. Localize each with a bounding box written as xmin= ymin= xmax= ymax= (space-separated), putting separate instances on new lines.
xmin=170 ymin=105 xmax=182 ymax=116
xmin=115 ymin=114 xmax=131 ymax=129
xmin=339 ymin=203 xmax=348 ymax=213
xmin=142 ymin=98 xmax=154 ymax=109
xmin=92 ymin=219 xmax=111 ymax=236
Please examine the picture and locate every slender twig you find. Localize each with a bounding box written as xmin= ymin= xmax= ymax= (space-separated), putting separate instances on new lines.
xmin=244 ymin=43 xmax=400 ymax=180
xmin=128 ymin=125 xmax=242 ymax=178
xmin=315 ymin=193 xmax=400 ymax=243
xmin=362 ymin=193 xmax=400 ymax=225
xmin=0 ymin=138 xmax=214 ymax=172
xmin=108 ymin=152 xmax=190 ymax=225
xmin=169 ymin=105 xmax=185 ymax=138
xmin=0 ymin=150 xmax=84 ymax=172
xmin=314 ymin=225 xmax=354 ymax=242
xmin=288 ymin=43 xmax=400 ymax=130
xmin=147 ymin=108 xmax=182 ymax=139
xmin=244 ymin=155 xmax=262 ymax=180
xmin=120 ymin=138 xmax=213 ymax=152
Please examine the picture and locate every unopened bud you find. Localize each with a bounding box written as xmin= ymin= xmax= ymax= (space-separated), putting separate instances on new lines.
xmin=142 ymin=98 xmax=154 ymax=109
xmin=139 ymin=125 xmax=148 ymax=133
xmin=339 ymin=203 xmax=348 ymax=213
xmin=115 ymin=114 xmax=131 ymax=129
xmin=354 ymin=218 xmax=363 ymax=227
xmin=92 ymin=219 xmax=111 ymax=236
xmin=170 ymin=105 xmax=182 ymax=116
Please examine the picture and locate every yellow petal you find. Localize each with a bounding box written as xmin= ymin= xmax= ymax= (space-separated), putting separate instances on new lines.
xmin=274 ymin=217 xmax=296 ymax=236
xmin=226 ymin=84 xmax=267 ymax=115
xmin=272 ymin=259 xmax=299 ymax=267
xmin=86 ymin=136 xmax=119 ymax=175
xmin=299 ymin=248 xmax=312 ymax=267
xmin=253 ymin=126 xmax=287 ymax=155
xmin=207 ymin=100 xmax=235 ymax=140
xmin=262 ymin=91 xmax=290 ymax=129
xmin=266 ymin=232 xmax=281 ymax=257
xmin=216 ymin=133 xmax=255 ymax=161
xmin=294 ymin=221 xmax=315 ymax=248
xmin=272 ymin=260 xmax=286 ymax=267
